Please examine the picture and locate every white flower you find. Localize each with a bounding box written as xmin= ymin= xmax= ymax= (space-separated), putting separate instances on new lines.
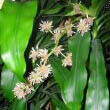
xmin=77 ymin=16 xmax=94 ymax=36
xmin=28 ymin=71 xmax=43 ymax=85
xmin=53 ymin=28 xmax=61 ymax=43
xmin=64 ymin=20 xmax=74 ymax=37
xmin=36 ymin=64 xmax=52 ymax=79
xmin=62 ymin=53 xmax=72 ymax=67
xmin=13 ymin=83 xmax=26 ymax=99
xmin=54 ymin=45 xmax=64 ymax=56
xmin=29 ymin=47 xmax=39 ymax=62
xmin=77 ymin=19 xmax=90 ymax=36
xmin=39 ymin=48 xmax=49 ymax=62
xmin=0 ymin=0 xmax=4 ymax=9
xmin=13 ymin=83 xmax=34 ymax=99
xmin=39 ymin=21 xmax=53 ymax=33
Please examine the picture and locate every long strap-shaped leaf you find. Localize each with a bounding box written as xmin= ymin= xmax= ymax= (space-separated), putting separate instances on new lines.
xmin=1 ymin=65 xmax=20 ymax=101
xmin=11 ymin=99 xmax=27 ymax=110
xmin=50 ymin=57 xmax=71 ymax=90
xmin=89 ymin=0 xmax=107 ymax=17
xmin=62 ymin=32 xmax=90 ymax=110
xmin=44 ymin=91 xmax=67 ymax=110
xmin=51 ymin=32 xmax=91 ymax=110
xmin=0 ymin=1 xmax=38 ymax=81
xmin=85 ymin=40 xmax=109 ymax=110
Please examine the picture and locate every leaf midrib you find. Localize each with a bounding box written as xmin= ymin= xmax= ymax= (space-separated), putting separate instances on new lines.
xmin=95 ymin=43 xmax=100 ymax=110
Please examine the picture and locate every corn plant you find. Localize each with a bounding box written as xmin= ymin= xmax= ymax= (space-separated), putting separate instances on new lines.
xmin=0 ymin=0 xmax=110 ymax=110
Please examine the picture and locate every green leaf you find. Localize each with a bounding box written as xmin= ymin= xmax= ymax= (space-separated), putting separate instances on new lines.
xmin=51 ymin=96 xmax=67 ymax=110
xmin=0 ymin=56 xmax=2 ymax=64
xmin=1 ymin=66 xmax=20 ymax=101
xmin=40 ymin=0 xmax=56 ymax=9
xmin=44 ymin=91 xmax=67 ymax=110
xmin=61 ymin=6 xmax=75 ymax=16
xmin=0 ymin=51 xmax=3 ymax=64
xmin=0 ymin=1 xmax=38 ymax=81
xmin=30 ymin=96 xmax=49 ymax=110
xmin=71 ymin=0 xmax=78 ymax=3
xmin=40 ymin=4 xmax=64 ymax=15
xmin=62 ymin=32 xmax=91 ymax=110
xmin=50 ymin=57 xmax=71 ymax=90
xmin=30 ymin=103 xmax=41 ymax=110
xmin=11 ymin=99 xmax=27 ymax=110
xmin=101 ymin=34 xmax=110 ymax=43
xmin=85 ymin=40 xmax=109 ymax=110
xmin=51 ymin=32 xmax=91 ymax=110
xmin=89 ymin=0 xmax=107 ymax=17
xmin=97 ymin=17 xmax=110 ymax=31
xmin=97 ymin=12 xmax=110 ymax=25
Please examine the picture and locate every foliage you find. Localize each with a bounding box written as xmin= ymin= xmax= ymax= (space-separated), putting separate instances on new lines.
xmin=0 ymin=0 xmax=37 ymax=81
xmin=86 ymin=40 xmax=109 ymax=110
xmin=0 ymin=0 xmax=110 ymax=110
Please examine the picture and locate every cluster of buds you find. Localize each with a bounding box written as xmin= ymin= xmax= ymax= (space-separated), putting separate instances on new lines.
xmin=13 ymin=9 xmax=94 ymax=99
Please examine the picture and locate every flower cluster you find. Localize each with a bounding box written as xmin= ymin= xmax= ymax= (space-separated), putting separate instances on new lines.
xmin=29 ymin=48 xmax=48 ymax=63
xmin=39 ymin=20 xmax=74 ymax=41
xmin=77 ymin=16 xmax=94 ymax=35
xmin=28 ymin=64 xmax=52 ymax=85
xmin=13 ymin=48 xmax=52 ymax=99
xmin=39 ymin=21 xmax=53 ymax=33
xmin=39 ymin=20 xmax=73 ymax=67
xmin=54 ymin=45 xmax=64 ymax=56
xmin=29 ymin=47 xmax=39 ymax=62
xmin=13 ymin=83 xmax=34 ymax=99
xmin=13 ymin=11 xmax=94 ymax=99
xmin=28 ymin=71 xmax=43 ymax=85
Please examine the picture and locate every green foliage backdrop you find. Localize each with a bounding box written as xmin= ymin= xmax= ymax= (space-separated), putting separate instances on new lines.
xmin=0 ymin=0 xmax=110 ymax=110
